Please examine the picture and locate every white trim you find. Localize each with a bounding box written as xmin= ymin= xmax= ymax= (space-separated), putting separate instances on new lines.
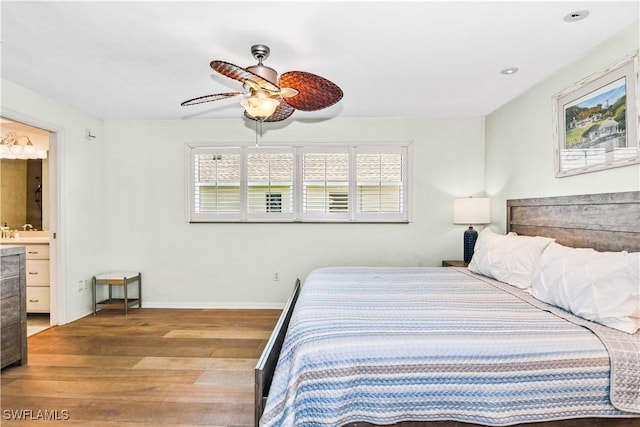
xmin=0 ymin=107 xmax=66 ymax=325
xmin=140 ymin=301 xmax=286 ymax=310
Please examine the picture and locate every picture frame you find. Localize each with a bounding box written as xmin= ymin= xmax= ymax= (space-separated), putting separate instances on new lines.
xmin=553 ymin=52 xmax=639 ymax=177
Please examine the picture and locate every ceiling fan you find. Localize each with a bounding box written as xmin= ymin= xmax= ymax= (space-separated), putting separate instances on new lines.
xmin=181 ymin=45 xmax=343 ymax=122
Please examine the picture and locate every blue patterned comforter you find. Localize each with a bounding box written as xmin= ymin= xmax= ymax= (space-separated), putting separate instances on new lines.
xmin=260 ymin=267 xmax=639 ymax=427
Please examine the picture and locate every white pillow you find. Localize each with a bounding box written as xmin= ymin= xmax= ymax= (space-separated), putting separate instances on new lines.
xmin=531 ymin=242 xmax=640 ymax=334
xmin=468 ymin=228 xmax=554 ymax=288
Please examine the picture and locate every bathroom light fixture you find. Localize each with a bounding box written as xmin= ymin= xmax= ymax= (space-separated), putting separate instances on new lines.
xmin=0 ymin=132 xmax=47 ymax=159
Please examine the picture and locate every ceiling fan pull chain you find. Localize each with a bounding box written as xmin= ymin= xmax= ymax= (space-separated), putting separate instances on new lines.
xmin=255 ymin=119 xmax=259 ymax=147
xmin=254 ymin=118 xmax=266 ymax=147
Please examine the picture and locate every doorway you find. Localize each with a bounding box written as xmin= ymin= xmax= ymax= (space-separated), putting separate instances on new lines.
xmin=1 ymin=116 xmax=60 ymax=330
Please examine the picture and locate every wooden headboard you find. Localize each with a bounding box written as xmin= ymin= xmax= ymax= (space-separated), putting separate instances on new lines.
xmin=506 ymin=191 xmax=640 ymax=253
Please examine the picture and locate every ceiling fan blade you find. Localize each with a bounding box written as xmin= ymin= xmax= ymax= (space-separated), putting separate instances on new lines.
xmin=210 ymin=60 xmax=280 ymax=92
xmin=279 ymin=71 xmax=343 ymax=111
xmin=181 ymin=92 xmax=242 ymax=106
xmin=243 ymin=97 xmax=295 ymax=122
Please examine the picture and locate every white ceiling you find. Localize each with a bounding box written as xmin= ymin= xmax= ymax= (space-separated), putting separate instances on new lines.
xmin=1 ymin=1 xmax=638 ymax=122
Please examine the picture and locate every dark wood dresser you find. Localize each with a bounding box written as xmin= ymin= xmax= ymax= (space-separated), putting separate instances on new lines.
xmin=1 ymin=245 xmax=27 ymax=368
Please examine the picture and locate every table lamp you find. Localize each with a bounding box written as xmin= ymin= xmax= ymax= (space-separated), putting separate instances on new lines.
xmin=453 ymin=197 xmax=490 ymax=263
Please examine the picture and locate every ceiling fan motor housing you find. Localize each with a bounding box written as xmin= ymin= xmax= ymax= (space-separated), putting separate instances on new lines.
xmin=246 ymin=64 xmax=278 ymax=85
xmin=248 ymin=44 xmax=278 ymax=84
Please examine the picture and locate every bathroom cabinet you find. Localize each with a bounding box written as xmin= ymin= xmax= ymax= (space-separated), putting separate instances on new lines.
xmin=24 ymin=243 xmax=50 ymax=313
xmin=1 ymin=237 xmax=50 ymax=313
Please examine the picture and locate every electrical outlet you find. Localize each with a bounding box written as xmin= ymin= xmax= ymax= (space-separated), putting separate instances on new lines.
xmin=273 ymin=272 xmax=280 ymax=281
xmin=77 ymin=279 xmax=84 ymax=292
xmin=83 ymin=279 xmax=90 ymax=290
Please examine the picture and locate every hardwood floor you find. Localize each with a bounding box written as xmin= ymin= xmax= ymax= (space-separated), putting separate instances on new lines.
xmin=1 ymin=308 xmax=281 ymax=426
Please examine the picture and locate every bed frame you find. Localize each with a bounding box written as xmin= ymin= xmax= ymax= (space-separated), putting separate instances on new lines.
xmin=506 ymin=191 xmax=640 ymax=252
xmin=254 ymin=278 xmax=300 ymax=426
xmin=254 ymin=191 xmax=640 ymax=427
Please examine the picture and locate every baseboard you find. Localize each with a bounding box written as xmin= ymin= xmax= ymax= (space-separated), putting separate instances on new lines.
xmin=140 ymin=301 xmax=285 ymax=310
xmin=64 ymin=303 xmax=284 ymax=325
xmin=64 ymin=307 xmax=95 ymax=325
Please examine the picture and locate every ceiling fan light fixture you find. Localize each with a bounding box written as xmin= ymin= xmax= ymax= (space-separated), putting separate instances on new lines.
xmin=241 ymin=90 xmax=280 ymax=119
xmin=183 ymin=44 xmax=342 ymax=122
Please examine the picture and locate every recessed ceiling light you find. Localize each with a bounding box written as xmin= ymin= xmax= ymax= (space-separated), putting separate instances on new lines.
xmin=500 ymin=67 xmax=519 ymax=75
xmin=564 ymin=10 xmax=589 ymax=22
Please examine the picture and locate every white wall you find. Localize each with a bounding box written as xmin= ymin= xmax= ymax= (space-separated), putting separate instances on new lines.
xmin=102 ymin=117 xmax=485 ymax=307
xmin=1 ymin=79 xmax=105 ymax=323
xmin=4 ymin=20 xmax=636 ymax=315
xmin=485 ymin=22 xmax=640 ymax=231
xmin=1 ymin=80 xmax=485 ymax=315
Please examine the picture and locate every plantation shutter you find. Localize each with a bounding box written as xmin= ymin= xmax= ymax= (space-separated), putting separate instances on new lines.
xmin=301 ymin=149 xmax=350 ymax=221
xmin=187 ymin=143 xmax=410 ymax=223
xmin=246 ymin=148 xmax=294 ymax=220
xmin=355 ymin=147 xmax=407 ymax=221
xmin=189 ymin=147 xmax=241 ymax=221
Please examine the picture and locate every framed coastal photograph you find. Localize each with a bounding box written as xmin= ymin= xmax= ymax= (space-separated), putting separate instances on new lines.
xmin=553 ymin=53 xmax=639 ymax=177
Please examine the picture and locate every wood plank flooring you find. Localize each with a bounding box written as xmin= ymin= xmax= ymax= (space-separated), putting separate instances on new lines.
xmin=1 ymin=308 xmax=281 ymax=426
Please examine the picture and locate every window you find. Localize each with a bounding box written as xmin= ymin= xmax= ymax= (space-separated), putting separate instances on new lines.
xmin=246 ymin=149 xmax=294 ymax=220
xmin=187 ymin=143 xmax=411 ymax=223
xmin=302 ymin=149 xmax=350 ymax=221
xmin=190 ymin=148 xmax=241 ymax=221
xmin=355 ymin=150 xmax=405 ymax=221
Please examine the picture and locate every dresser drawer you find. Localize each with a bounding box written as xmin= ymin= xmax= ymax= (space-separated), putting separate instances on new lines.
xmin=0 ymin=276 xmax=20 ymax=299
xmin=27 ymin=286 xmax=50 ymax=313
xmin=1 ymin=295 xmax=20 ymax=326
xmin=0 ymin=254 xmax=21 ymax=277
xmin=26 ymin=260 xmax=49 ymax=285
xmin=1 ymin=323 xmax=22 ymax=368
xmin=24 ymin=244 xmax=49 ymax=260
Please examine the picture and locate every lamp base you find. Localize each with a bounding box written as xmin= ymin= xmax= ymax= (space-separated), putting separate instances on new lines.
xmin=463 ymin=226 xmax=478 ymax=263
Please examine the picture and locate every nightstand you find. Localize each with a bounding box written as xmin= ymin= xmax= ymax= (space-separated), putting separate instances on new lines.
xmin=442 ymin=260 xmax=469 ymax=267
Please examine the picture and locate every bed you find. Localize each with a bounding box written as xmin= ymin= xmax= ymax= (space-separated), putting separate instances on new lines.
xmin=255 ymin=191 xmax=640 ymax=427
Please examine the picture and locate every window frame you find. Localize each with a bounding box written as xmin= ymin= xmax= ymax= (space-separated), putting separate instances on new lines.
xmin=186 ymin=142 xmax=412 ymax=223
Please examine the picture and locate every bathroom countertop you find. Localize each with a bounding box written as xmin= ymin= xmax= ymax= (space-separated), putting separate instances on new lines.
xmin=0 ymin=231 xmax=50 ymax=245
xmin=0 ymin=237 xmax=50 ymax=245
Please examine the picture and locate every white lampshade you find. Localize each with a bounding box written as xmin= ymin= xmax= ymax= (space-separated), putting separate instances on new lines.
xmin=241 ymin=91 xmax=280 ymax=119
xmin=453 ymin=197 xmax=490 ymax=225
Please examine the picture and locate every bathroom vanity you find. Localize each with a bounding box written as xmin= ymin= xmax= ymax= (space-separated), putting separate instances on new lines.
xmin=1 ymin=231 xmax=50 ymax=313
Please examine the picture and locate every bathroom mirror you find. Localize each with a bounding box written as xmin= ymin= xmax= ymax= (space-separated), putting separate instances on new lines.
xmin=0 ymin=118 xmax=50 ymax=231
xmin=0 ymin=159 xmax=47 ymax=230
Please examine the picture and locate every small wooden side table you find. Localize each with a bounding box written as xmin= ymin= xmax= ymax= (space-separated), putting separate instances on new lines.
xmin=442 ymin=260 xmax=469 ymax=267
xmin=93 ymin=271 xmax=141 ymax=315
